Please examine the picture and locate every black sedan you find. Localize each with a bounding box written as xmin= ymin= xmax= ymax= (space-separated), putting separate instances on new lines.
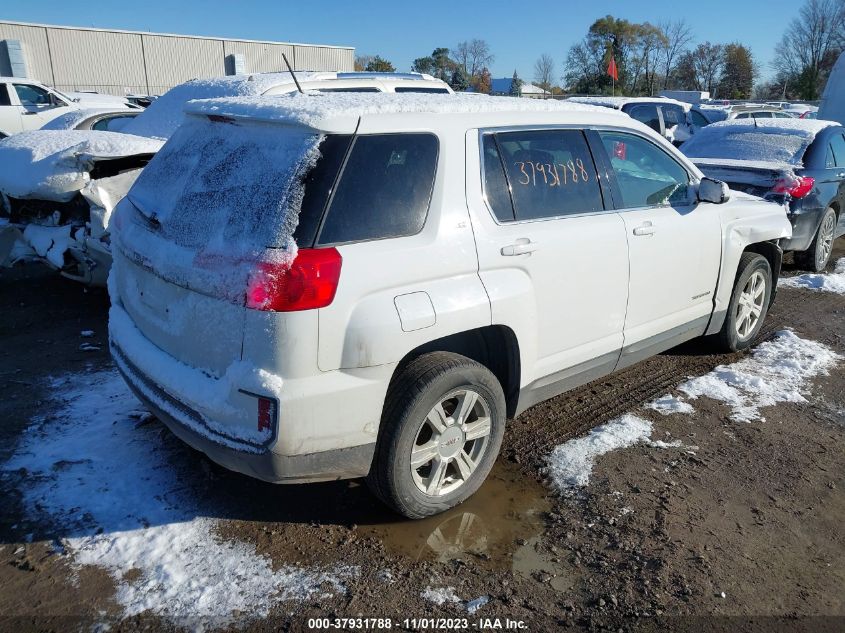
xmin=681 ymin=119 xmax=845 ymax=271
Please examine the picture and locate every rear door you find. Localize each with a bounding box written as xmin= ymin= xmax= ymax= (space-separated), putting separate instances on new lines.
xmin=825 ymin=130 xmax=845 ymax=236
xmin=658 ymin=103 xmax=692 ymax=144
xmin=592 ymin=130 xmax=722 ymax=360
xmin=467 ymin=128 xmax=629 ymax=386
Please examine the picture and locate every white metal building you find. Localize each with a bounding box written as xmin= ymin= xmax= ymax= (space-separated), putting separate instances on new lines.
xmin=0 ymin=20 xmax=355 ymax=96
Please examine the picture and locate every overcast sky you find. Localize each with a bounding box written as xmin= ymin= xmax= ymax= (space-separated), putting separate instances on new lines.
xmin=3 ymin=0 xmax=796 ymax=84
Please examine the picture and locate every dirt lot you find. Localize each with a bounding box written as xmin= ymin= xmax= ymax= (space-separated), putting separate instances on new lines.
xmin=1 ymin=245 xmax=843 ymax=633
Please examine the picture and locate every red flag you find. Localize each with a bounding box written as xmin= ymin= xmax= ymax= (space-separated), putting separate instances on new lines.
xmin=607 ymin=56 xmax=619 ymax=81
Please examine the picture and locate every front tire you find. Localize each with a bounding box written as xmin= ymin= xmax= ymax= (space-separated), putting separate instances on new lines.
xmin=715 ymin=252 xmax=772 ymax=352
xmin=366 ymin=352 xmax=506 ymax=519
xmin=796 ymin=207 xmax=837 ymax=272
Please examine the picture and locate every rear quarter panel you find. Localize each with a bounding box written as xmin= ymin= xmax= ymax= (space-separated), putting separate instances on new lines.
xmin=317 ymin=119 xmax=491 ymax=372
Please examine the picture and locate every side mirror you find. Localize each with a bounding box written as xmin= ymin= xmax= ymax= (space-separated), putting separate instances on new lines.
xmin=698 ymin=177 xmax=731 ymax=204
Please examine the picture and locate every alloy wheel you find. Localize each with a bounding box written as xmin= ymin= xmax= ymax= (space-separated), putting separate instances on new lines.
xmin=817 ymin=211 xmax=836 ymax=270
xmin=410 ymin=388 xmax=492 ymax=497
xmin=735 ymin=270 xmax=766 ymax=340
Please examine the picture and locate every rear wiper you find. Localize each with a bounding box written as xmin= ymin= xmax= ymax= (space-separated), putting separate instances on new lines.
xmin=128 ymin=194 xmax=161 ymax=229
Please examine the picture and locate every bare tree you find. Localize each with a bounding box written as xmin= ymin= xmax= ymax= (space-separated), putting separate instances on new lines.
xmin=658 ymin=19 xmax=693 ymax=89
xmin=691 ymin=42 xmax=726 ymax=94
xmin=533 ymin=54 xmax=556 ymax=94
xmin=454 ymin=39 xmax=494 ymax=77
xmin=773 ymin=0 xmax=845 ymax=98
xmin=628 ymin=23 xmax=668 ymax=95
xmin=354 ymin=55 xmax=374 ymax=72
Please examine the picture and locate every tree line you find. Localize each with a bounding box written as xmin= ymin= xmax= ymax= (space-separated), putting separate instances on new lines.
xmin=354 ymin=0 xmax=844 ymax=100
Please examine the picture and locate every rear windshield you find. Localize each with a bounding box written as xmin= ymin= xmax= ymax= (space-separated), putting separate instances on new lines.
xmin=119 ymin=119 xmax=438 ymax=297
xmin=128 ymin=117 xmax=322 ymax=255
xmin=681 ymin=127 xmax=811 ymax=165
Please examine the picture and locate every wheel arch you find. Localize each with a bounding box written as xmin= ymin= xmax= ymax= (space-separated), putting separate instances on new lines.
xmin=744 ymin=240 xmax=782 ymax=305
xmin=387 ymin=325 xmax=522 ymax=419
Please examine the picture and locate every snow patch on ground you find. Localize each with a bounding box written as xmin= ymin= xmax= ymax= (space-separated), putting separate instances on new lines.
xmin=647 ymin=395 xmax=695 ymax=416
xmin=779 ymin=259 xmax=845 ymax=294
xmin=547 ymin=331 xmax=836 ymax=492
xmin=421 ymin=586 xmax=462 ymax=606
xmin=2 ymin=369 xmax=355 ymax=623
xmin=546 ymin=414 xmax=654 ymax=491
xmin=678 ymin=330 xmax=840 ymax=422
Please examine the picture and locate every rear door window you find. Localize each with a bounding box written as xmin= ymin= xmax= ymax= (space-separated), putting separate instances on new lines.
xmin=690 ymin=110 xmax=710 ymax=128
xmin=0 ymin=84 xmax=10 ymax=106
xmin=829 ymin=133 xmax=845 ymax=167
xmin=660 ymin=104 xmax=686 ymax=127
xmin=624 ymin=104 xmax=661 ymax=133
xmin=317 ymin=134 xmax=438 ymax=245
xmin=486 ymin=129 xmax=604 ymax=221
xmin=481 ymin=135 xmax=515 ymax=222
xmin=598 ymin=131 xmax=692 ymax=208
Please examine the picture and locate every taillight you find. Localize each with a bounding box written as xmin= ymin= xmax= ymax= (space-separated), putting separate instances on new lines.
xmin=771 ymin=176 xmax=814 ymax=199
xmin=246 ymin=248 xmax=342 ymax=312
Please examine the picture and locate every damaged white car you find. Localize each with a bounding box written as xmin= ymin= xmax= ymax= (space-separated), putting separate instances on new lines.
xmin=0 ymin=71 xmax=452 ymax=285
xmin=0 ymin=131 xmax=163 ymax=284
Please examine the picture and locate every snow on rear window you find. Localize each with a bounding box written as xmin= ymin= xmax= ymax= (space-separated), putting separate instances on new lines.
xmin=681 ymin=121 xmax=825 ymax=166
xmin=115 ymin=116 xmax=322 ymax=299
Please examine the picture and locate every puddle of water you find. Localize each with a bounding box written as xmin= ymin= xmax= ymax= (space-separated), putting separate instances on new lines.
xmin=512 ymin=535 xmax=576 ymax=593
xmin=364 ymin=463 xmax=551 ymax=570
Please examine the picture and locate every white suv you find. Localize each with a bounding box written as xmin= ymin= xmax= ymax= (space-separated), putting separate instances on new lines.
xmin=0 ymin=78 xmax=78 ymax=137
xmin=0 ymin=78 xmax=135 ymax=137
xmin=108 ymin=93 xmax=791 ymax=518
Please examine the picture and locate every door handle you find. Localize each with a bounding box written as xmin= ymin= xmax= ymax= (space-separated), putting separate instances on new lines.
xmin=632 ymin=221 xmax=656 ymax=236
xmin=23 ymin=111 xmax=38 ymax=115
xmin=500 ymin=239 xmax=538 ymax=256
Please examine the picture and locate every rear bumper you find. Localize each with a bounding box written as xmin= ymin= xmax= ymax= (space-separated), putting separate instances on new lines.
xmin=112 ymin=341 xmax=376 ymax=484
xmin=781 ymin=206 xmax=824 ymax=252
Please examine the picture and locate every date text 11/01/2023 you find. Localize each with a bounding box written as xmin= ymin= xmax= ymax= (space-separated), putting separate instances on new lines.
xmin=306 ymin=617 xmax=529 ymax=630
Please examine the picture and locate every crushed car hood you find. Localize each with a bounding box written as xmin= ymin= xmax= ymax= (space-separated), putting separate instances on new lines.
xmin=0 ymin=130 xmax=164 ymax=202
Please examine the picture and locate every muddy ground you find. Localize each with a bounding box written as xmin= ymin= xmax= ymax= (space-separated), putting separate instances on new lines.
xmin=1 ymin=244 xmax=843 ymax=633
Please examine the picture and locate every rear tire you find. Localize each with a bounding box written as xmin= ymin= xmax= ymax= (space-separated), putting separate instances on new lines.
xmin=795 ymin=207 xmax=837 ymax=272
xmin=715 ymin=252 xmax=772 ymax=352
xmin=366 ymin=352 xmax=506 ymax=519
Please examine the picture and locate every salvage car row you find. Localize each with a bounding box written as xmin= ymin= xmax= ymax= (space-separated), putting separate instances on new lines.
xmin=0 ymin=68 xmax=843 ymax=519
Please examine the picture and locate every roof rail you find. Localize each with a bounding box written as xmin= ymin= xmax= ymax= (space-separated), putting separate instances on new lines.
xmin=336 ymin=72 xmax=431 ymax=81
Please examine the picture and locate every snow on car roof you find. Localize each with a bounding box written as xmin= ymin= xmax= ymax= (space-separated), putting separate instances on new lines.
xmin=0 ymin=130 xmax=163 ymax=201
xmin=121 ymin=72 xmax=330 ymax=140
xmin=567 ymin=96 xmax=691 ymax=110
xmin=681 ymin=118 xmax=839 ymax=167
xmin=184 ymin=92 xmax=618 ymax=131
xmin=40 ymin=108 xmax=137 ymax=131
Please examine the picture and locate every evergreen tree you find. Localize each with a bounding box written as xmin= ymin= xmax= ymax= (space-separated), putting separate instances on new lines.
xmin=449 ymin=67 xmax=470 ymax=92
xmin=510 ymin=70 xmax=523 ymax=96
xmin=720 ymin=44 xmax=756 ymax=99
xmin=365 ymin=56 xmax=396 ymax=73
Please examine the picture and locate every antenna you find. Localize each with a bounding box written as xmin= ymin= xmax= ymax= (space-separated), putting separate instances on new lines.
xmin=282 ymin=53 xmax=304 ymax=94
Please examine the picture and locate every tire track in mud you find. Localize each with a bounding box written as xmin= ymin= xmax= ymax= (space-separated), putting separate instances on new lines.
xmin=504 ymin=318 xmax=784 ymax=475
